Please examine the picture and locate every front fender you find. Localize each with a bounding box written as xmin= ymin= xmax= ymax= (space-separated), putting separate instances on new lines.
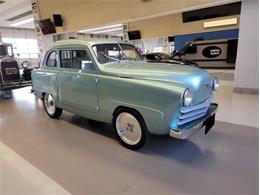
xmin=98 ymin=75 xmax=186 ymax=134
xmin=110 ymin=101 xmax=164 ymax=134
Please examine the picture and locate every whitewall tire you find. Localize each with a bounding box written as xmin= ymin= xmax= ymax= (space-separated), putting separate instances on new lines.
xmin=43 ymin=93 xmax=63 ymax=118
xmin=113 ymin=108 xmax=148 ymax=150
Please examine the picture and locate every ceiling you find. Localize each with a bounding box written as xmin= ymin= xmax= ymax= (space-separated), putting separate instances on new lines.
xmin=78 ymin=23 xmax=124 ymax=37
xmin=77 ymin=0 xmax=241 ymax=37
xmin=0 ymin=0 xmax=34 ymax=29
xmin=0 ymin=0 xmax=241 ymax=32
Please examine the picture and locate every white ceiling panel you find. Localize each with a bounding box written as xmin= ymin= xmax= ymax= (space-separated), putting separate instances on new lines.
xmin=0 ymin=0 xmax=34 ymax=29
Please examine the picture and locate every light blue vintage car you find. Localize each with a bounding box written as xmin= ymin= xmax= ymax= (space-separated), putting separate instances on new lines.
xmin=32 ymin=39 xmax=218 ymax=150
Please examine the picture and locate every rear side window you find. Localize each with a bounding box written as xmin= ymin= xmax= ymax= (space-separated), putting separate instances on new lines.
xmin=46 ymin=51 xmax=57 ymax=67
xmin=60 ymin=50 xmax=95 ymax=71
xmin=60 ymin=50 xmax=72 ymax=68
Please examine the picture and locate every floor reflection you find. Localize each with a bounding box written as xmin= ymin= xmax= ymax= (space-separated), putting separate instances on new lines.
xmin=61 ymin=113 xmax=215 ymax=168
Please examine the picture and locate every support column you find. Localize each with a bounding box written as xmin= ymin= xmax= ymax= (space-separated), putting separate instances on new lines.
xmin=234 ymin=0 xmax=259 ymax=94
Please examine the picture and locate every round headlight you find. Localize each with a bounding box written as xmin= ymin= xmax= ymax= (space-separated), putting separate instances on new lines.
xmin=183 ymin=88 xmax=193 ymax=107
xmin=212 ymin=77 xmax=219 ymax=91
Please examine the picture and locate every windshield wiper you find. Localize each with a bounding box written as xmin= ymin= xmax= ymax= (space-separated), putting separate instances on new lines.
xmin=117 ymin=42 xmax=139 ymax=61
xmin=117 ymin=42 xmax=127 ymax=60
xmin=98 ymin=51 xmax=119 ymax=62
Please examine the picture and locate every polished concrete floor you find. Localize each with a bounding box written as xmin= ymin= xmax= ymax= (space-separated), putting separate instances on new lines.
xmin=0 ymin=82 xmax=258 ymax=194
xmin=0 ymin=141 xmax=70 ymax=195
xmin=214 ymin=81 xmax=258 ymax=128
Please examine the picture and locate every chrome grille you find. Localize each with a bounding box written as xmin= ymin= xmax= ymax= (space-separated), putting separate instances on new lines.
xmin=178 ymin=94 xmax=213 ymax=126
xmin=5 ymin=67 xmax=18 ymax=75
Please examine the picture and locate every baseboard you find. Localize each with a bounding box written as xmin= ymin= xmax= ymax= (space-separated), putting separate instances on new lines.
xmin=233 ymin=87 xmax=259 ymax=94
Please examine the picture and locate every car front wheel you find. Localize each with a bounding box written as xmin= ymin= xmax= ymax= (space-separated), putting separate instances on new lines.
xmin=43 ymin=93 xmax=63 ymax=118
xmin=113 ymin=108 xmax=148 ymax=150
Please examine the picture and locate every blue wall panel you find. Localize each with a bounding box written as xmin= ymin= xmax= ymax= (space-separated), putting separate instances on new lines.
xmin=173 ymin=29 xmax=239 ymax=51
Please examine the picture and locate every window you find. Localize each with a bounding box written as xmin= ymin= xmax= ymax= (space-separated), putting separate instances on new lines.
xmin=170 ymin=45 xmax=175 ymax=53
xmin=46 ymin=51 xmax=57 ymax=67
xmin=7 ymin=45 xmax=13 ymax=56
xmin=60 ymin=50 xmax=95 ymax=71
xmin=2 ymin=38 xmax=38 ymax=59
xmin=92 ymin=44 xmax=142 ymax=64
xmin=153 ymin=47 xmax=163 ymax=52
xmin=60 ymin=50 xmax=71 ymax=68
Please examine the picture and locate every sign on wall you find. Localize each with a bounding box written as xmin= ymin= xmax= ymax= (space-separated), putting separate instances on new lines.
xmin=202 ymin=46 xmax=222 ymax=58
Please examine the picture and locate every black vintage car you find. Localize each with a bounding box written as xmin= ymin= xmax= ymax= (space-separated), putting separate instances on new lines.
xmin=145 ymin=52 xmax=184 ymax=64
xmin=145 ymin=39 xmax=201 ymax=67
xmin=145 ymin=51 xmax=199 ymax=67
xmin=0 ymin=43 xmax=32 ymax=91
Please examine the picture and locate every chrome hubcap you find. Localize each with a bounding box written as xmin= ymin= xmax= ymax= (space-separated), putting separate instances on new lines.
xmin=44 ymin=94 xmax=55 ymax=115
xmin=116 ymin=112 xmax=142 ymax=145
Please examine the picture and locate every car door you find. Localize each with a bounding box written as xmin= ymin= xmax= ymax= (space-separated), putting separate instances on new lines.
xmin=33 ymin=50 xmax=59 ymax=101
xmin=57 ymin=46 xmax=98 ymax=113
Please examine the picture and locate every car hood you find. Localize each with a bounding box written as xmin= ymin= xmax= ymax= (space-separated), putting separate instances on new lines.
xmin=100 ymin=61 xmax=213 ymax=104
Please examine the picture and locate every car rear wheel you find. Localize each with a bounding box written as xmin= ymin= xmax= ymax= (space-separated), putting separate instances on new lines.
xmin=113 ymin=108 xmax=148 ymax=150
xmin=43 ymin=93 xmax=63 ymax=118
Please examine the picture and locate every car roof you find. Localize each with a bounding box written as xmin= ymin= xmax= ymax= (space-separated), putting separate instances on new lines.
xmin=52 ymin=38 xmax=129 ymax=48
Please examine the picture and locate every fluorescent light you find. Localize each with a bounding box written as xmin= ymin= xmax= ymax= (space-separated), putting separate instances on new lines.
xmin=78 ymin=23 xmax=122 ymax=33
xmin=10 ymin=17 xmax=34 ymax=27
xmin=92 ymin=28 xmax=123 ymax=34
xmin=204 ymin=18 xmax=237 ymax=28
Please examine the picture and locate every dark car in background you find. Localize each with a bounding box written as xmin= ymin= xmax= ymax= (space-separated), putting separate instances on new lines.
xmin=145 ymin=52 xmax=199 ymax=67
xmin=0 ymin=43 xmax=32 ymax=91
xmin=145 ymin=52 xmax=183 ymax=64
xmin=145 ymin=40 xmax=200 ymax=67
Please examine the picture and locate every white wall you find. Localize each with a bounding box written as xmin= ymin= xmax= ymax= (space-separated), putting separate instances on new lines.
xmin=0 ymin=27 xmax=39 ymax=68
xmin=0 ymin=27 xmax=36 ymax=40
xmin=234 ymin=0 xmax=259 ymax=93
xmin=130 ymin=37 xmax=171 ymax=54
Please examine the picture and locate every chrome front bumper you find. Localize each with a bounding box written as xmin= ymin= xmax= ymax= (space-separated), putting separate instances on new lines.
xmin=170 ymin=103 xmax=218 ymax=139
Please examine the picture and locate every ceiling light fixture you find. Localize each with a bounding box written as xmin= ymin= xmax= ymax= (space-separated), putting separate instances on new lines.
xmin=6 ymin=10 xmax=33 ymax=21
xmin=204 ymin=18 xmax=238 ymax=28
xmin=92 ymin=28 xmax=123 ymax=34
xmin=78 ymin=24 xmax=123 ymax=33
xmin=10 ymin=17 xmax=34 ymax=27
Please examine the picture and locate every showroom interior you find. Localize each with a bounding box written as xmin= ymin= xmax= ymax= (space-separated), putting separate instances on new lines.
xmin=0 ymin=0 xmax=259 ymax=194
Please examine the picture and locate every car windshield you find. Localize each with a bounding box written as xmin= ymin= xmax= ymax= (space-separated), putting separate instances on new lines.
xmin=92 ymin=43 xmax=143 ymax=64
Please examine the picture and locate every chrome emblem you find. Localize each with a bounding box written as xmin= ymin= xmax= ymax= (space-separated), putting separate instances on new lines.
xmin=126 ymin=122 xmax=134 ymax=132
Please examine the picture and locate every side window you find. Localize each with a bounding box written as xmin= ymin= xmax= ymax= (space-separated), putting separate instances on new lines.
xmin=60 ymin=50 xmax=95 ymax=71
xmin=60 ymin=50 xmax=72 ymax=68
xmin=46 ymin=51 xmax=57 ymax=67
